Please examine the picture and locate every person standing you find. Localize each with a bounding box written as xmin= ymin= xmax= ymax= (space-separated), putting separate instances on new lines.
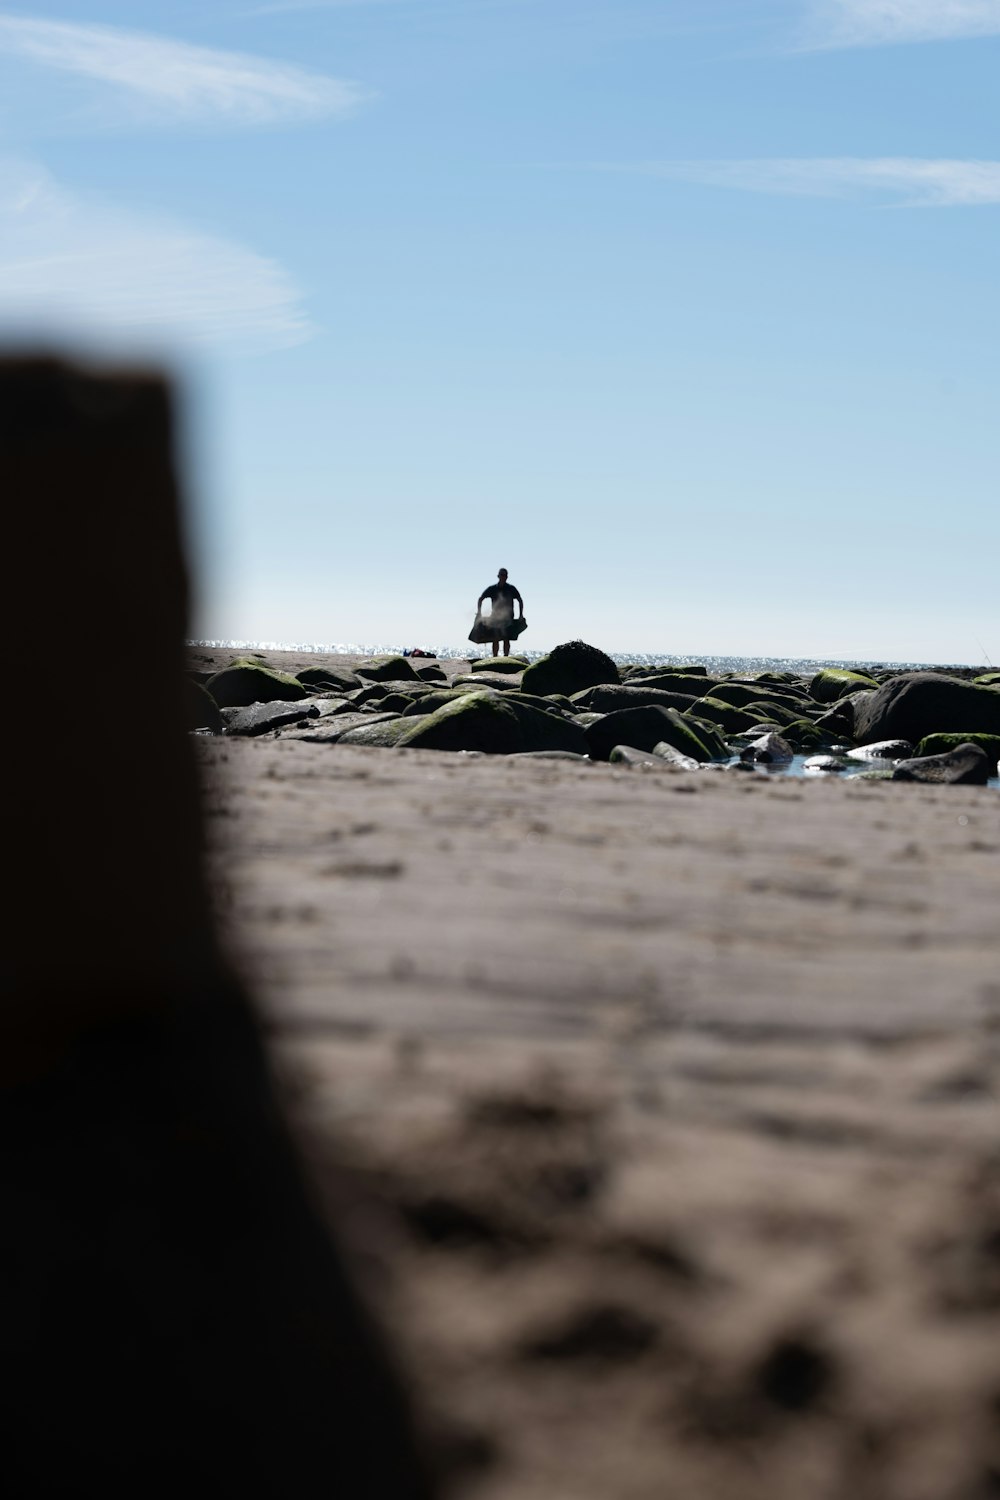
xmin=475 ymin=568 xmax=525 ymax=657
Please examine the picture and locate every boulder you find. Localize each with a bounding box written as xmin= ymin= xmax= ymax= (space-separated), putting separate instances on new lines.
xmin=892 ymin=743 xmax=990 ymax=786
xmin=452 ymin=672 xmax=521 ymax=691
xmin=415 ymin=664 xmax=448 ymax=682
xmin=688 ymin=696 xmax=775 ymax=735
xmin=810 ymin=668 xmax=879 ymax=703
xmin=973 ymin=673 xmax=1000 ymax=686
xmin=355 ymin=655 xmax=421 ymax=682
xmin=739 ymin=732 xmax=794 ymax=764
xmin=914 ymin=732 xmax=1000 ymax=764
xmin=854 ymin=673 xmax=1000 ymax=747
xmin=609 ymin=744 xmax=689 ymax=769
xmin=585 ymin=704 xmax=717 ymax=762
xmin=207 ymin=663 xmax=308 ymax=709
xmin=396 ymin=690 xmax=585 ymax=755
xmin=188 ymin=679 xmax=222 ymax=732
xmin=804 ymin=755 xmax=849 ymax=774
xmin=653 ymin=743 xmax=701 ymax=770
xmin=845 ymin=740 xmax=914 ymax=762
xmin=521 ymin=640 xmax=619 ymax=698
xmin=569 ymin=684 xmax=699 ymax=714
xmin=296 ymin=665 xmax=361 ymax=693
xmin=813 ymin=690 xmax=874 ymax=740
xmin=623 ymin=673 xmax=721 ymax=697
xmin=780 ymin=718 xmax=827 ymax=752
xmin=709 ymin=681 xmax=812 ymax=713
xmin=280 ymin=711 xmax=397 ymax=743
xmin=222 ymin=700 xmax=319 ymax=737
xmin=470 ymin=656 xmax=527 ymax=674
xmin=336 ymin=717 xmax=414 ymax=748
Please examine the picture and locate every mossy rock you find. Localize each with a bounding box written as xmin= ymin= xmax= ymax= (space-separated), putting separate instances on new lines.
xmin=452 ymin=673 xmax=521 ymax=691
xmin=854 ymin=673 xmax=1000 ymax=746
xmin=470 ymin=656 xmax=527 ymax=673
xmin=521 ymin=640 xmax=619 ymax=698
xmin=914 ymin=732 xmax=1000 ymax=763
xmin=585 ymin=705 xmax=718 ymax=763
xmin=644 ymin=707 xmax=718 ymax=763
xmin=973 ymin=673 xmax=1000 ymax=686
xmin=187 ymin=678 xmax=222 ymax=732
xmin=206 ymin=663 xmax=307 ymax=709
xmin=708 ymin=681 xmax=811 ymax=713
xmin=296 ymin=665 xmax=361 ymax=693
xmin=398 ymin=691 xmax=586 ymax=755
xmin=355 ymin=655 xmax=422 ymax=682
xmin=744 ymin=699 xmax=802 ymax=728
xmin=400 ymin=688 xmax=495 ymax=717
xmin=687 ymin=696 xmax=773 ymax=735
xmin=570 ymin=684 xmax=700 ymax=715
xmin=678 ymin=714 xmax=730 ymax=760
xmin=810 ymin=668 xmax=879 ymax=704
xmin=781 ymin=718 xmax=827 ymax=751
xmin=623 ymin=673 xmax=720 ymax=698
xmin=336 ymin=717 xmax=414 ymax=747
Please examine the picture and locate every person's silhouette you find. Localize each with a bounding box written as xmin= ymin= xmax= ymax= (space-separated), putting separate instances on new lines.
xmin=477 ymin=568 xmax=524 ymax=657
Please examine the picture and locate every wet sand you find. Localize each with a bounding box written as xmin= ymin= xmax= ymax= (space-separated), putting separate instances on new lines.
xmin=196 ymin=655 xmax=1000 ymax=1500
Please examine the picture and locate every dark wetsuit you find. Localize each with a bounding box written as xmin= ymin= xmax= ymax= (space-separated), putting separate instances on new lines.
xmin=479 ymin=581 xmax=523 ymax=632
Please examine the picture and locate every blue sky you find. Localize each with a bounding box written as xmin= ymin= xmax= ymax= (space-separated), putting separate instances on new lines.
xmin=1 ymin=1 xmax=997 ymax=663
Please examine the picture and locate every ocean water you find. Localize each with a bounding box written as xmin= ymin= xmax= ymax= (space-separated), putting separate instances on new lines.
xmin=191 ymin=640 xmax=981 ymax=676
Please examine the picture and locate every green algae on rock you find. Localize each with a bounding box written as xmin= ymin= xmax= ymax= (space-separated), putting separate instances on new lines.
xmin=207 ymin=663 xmax=308 ymax=709
xmin=809 ymin=668 xmax=880 ymax=704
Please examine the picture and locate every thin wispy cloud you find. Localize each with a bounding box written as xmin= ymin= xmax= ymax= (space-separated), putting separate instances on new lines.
xmin=601 ymin=157 xmax=1000 ymax=206
xmin=0 ymin=158 xmax=312 ymax=352
xmin=0 ymin=13 xmax=367 ymax=127
xmin=802 ymin=0 xmax=1000 ymax=48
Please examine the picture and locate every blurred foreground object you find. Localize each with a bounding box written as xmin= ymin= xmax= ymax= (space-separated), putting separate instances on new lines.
xmin=0 ymin=355 xmax=432 ymax=1499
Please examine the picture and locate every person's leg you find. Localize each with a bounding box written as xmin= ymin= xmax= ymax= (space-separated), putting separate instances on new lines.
xmin=502 ymin=638 xmax=511 ymax=656
xmin=492 ymin=640 xmax=500 ymax=657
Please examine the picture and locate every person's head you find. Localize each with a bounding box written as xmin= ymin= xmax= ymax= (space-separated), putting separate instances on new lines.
xmin=498 ymin=568 xmax=508 ymax=582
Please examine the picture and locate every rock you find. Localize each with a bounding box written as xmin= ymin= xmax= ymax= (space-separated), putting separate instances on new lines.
xmin=892 ymin=743 xmax=990 ymax=786
xmin=279 ymin=712 xmax=397 ymax=743
xmin=585 ymin=705 xmax=717 ymax=763
xmin=780 ymin=718 xmax=826 ymax=751
xmin=207 ymin=663 xmax=308 ymax=709
xmin=296 ymin=665 xmax=361 ymax=693
xmin=416 ymin=664 xmax=448 ymax=682
xmin=521 ymin=640 xmax=619 ymax=698
xmin=400 ymin=688 xmax=492 ymax=716
xmin=914 ymin=732 xmax=1000 ymax=765
xmin=740 ymin=732 xmax=794 ymax=764
xmin=845 ymin=740 xmax=914 ymax=762
xmin=688 ymin=696 xmax=775 ymax=735
xmin=188 ymin=679 xmax=222 ymax=732
xmin=652 ymin=742 xmax=701 ymax=770
xmin=452 ymin=673 xmax=521 ymax=691
xmin=813 ymin=690 xmax=874 ymax=740
xmin=510 ymin=750 xmax=590 ymax=761
xmin=810 ymin=668 xmax=879 ymax=703
xmin=973 ymin=673 xmax=1000 ymax=686
xmin=622 ymin=673 xmax=721 ymax=697
xmin=609 ymin=744 xmax=685 ymax=769
xmin=222 ymin=700 xmax=319 ymax=737
xmin=395 ymin=691 xmax=585 ymax=756
xmin=709 ymin=682 xmax=812 ymax=713
xmin=356 ymin=655 xmax=422 ymax=683
xmin=336 ymin=717 xmax=415 ymax=748
xmin=804 ymin=755 xmax=848 ymax=773
xmin=854 ymin=673 xmax=1000 ymax=746
xmin=470 ymin=657 xmax=526 ymax=674
xmin=569 ymin=684 xmax=699 ymax=714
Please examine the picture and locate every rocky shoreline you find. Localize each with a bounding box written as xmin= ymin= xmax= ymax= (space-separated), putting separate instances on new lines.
xmin=192 ymin=639 xmax=1000 ymax=1500
xmin=188 ymin=640 xmax=1000 ymax=786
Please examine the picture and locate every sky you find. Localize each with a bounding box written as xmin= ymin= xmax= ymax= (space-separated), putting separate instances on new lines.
xmin=1 ymin=0 xmax=997 ymax=664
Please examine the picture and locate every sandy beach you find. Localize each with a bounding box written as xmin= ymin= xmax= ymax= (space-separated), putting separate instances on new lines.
xmin=195 ymin=649 xmax=1000 ymax=1500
